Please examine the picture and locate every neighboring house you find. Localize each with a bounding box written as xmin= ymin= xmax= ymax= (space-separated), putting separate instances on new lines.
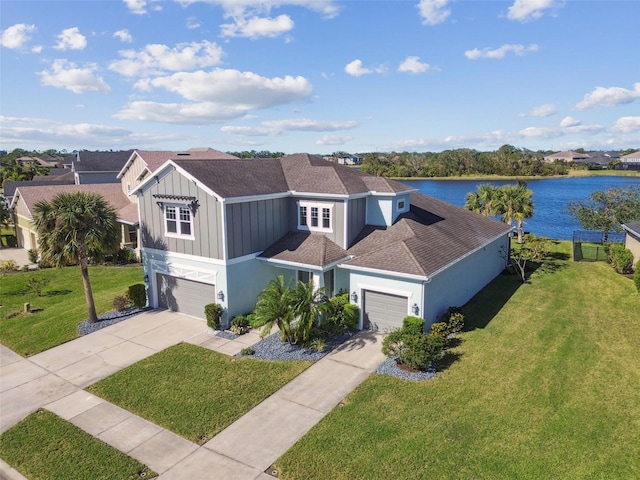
xmin=622 ymin=222 xmax=640 ymax=267
xmin=72 ymin=150 xmax=134 ymax=184
xmin=117 ymin=148 xmax=238 ymax=198
xmin=2 ymin=177 xmax=75 ymax=205
xmin=337 ymin=153 xmax=363 ymax=165
xmin=543 ymin=151 xmax=591 ymax=163
xmin=619 ymin=151 xmax=640 ymax=171
xmin=10 ymin=184 xmax=138 ymax=252
xmin=134 ymin=153 xmax=511 ymax=330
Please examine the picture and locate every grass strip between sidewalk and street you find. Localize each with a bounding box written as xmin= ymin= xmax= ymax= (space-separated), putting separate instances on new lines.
xmin=0 ymin=409 xmax=156 ymax=480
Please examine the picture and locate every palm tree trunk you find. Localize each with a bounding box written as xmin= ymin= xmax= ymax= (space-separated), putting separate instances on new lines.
xmin=517 ymin=220 xmax=524 ymax=244
xmin=79 ymin=256 xmax=98 ymax=323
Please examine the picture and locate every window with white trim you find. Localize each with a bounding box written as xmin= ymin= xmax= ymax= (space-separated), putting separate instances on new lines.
xmin=165 ymin=205 xmax=194 ymax=239
xmin=297 ymin=201 xmax=333 ymax=232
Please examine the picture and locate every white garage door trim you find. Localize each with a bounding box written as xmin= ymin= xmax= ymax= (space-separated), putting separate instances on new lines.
xmin=362 ymin=290 xmax=408 ymax=332
xmin=156 ymin=273 xmax=216 ymax=320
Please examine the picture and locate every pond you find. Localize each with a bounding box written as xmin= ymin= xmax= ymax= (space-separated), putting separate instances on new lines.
xmin=400 ymin=176 xmax=640 ymax=240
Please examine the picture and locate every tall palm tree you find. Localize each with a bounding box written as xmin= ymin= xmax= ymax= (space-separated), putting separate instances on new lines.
xmin=495 ymin=181 xmax=534 ymax=243
xmin=32 ymin=191 xmax=119 ymax=323
xmin=464 ymin=184 xmax=498 ymax=217
xmin=253 ymin=275 xmax=296 ymax=343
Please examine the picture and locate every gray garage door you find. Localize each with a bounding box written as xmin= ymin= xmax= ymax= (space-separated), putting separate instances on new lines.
xmin=362 ymin=290 xmax=408 ymax=332
xmin=156 ymin=273 xmax=215 ymax=320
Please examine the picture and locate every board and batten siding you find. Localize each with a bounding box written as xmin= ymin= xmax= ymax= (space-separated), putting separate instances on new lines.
xmin=347 ymin=197 xmax=366 ymax=247
xmin=120 ymin=153 xmax=146 ymax=198
xmin=292 ymin=197 xmax=346 ymax=248
xmin=138 ymin=168 xmax=224 ymax=259
xmin=226 ymin=197 xmax=291 ymax=259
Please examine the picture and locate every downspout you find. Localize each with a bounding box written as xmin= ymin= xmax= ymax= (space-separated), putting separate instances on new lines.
xmin=421 ymin=276 xmax=431 ymax=326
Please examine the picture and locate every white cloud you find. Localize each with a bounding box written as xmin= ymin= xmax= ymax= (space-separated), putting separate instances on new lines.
xmin=117 ymin=69 xmax=313 ymax=124
xmin=398 ymin=56 xmax=430 ymax=74
xmin=575 ymin=83 xmax=640 ymax=110
xmin=507 ymin=0 xmax=562 ymax=22
xmin=32 ymin=45 xmax=43 ymax=53
xmin=221 ymin=14 xmax=294 ymax=38
xmin=124 ymin=0 xmax=147 ymax=14
xmin=109 ymin=40 xmax=224 ymax=77
xmin=416 ymin=0 xmax=451 ymax=26
xmin=344 ymin=59 xmax=386 ymax=77
xmin=465 ymin=44 xmax=538 ymax=60
xmin=222 ymin=118 xmax=357 ymax=137
xmin=612 ymin=116 xmax=640 ymax=133
xmin=54 ymin=27 xmax=87 ymax=50
xmin=316 ymin=134 xmax=352 ymax=146
xmin=179 ymin=0 xmax=340 ymax=19
xmin=0 ymin=115 xmax=51 ymax=124
xmin=186 ymin=17 xmax=201 ymax=29
xmin=1 ymin=24 xmax=36 ymax=50
xmin=560 ymin=116 xmax=580 ymax=127
xmin=521 ymin=103 xmax=556 ymax=117
xmin=113 ymin=29 xmax=133 ymax=43
xmin=39 ymin=59 xmax=110 ymax=94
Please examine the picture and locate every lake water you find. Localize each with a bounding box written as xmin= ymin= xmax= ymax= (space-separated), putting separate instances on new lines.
xmin=401 ymin=176 xmax=640 ymax=240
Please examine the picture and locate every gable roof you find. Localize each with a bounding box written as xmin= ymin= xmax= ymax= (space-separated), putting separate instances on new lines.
xmin=3 ymin=177 xmax=75 ymax=199
xmin=622 ymin=221 xmax=640 ymax=237
xmin=12 ymin=184 xmax=137 ymax=225
xmin=258 ymin=231 xmax=349 ymax=268
xmin=344 ymin=192 xmax=512 ymax=279
xmin=157 ymin=153 xmax=414 ymax=200
xmin=126 ymin=148 xmax=239 ymax=177
xmin=73 ymin=150 xmax=135 ymax=172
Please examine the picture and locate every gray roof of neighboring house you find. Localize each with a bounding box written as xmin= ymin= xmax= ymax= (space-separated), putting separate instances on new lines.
xmin=621 ymin=150 xmax=640 ymax=160
xmin=73 ymin=150 xmax=135 ymax=172
xmin=2 ymin=177 xmax=75 ymax=198
xmin=13 ymin=183 xmax=137 ymax=224
xmin=173 ymin=153 xmax=414 ymax=199
xmin=258 ymin=231 xmax=349 ymax=268
xmin=622 ymin=221 xmax=640 ymax=237
xmin=344 ymin=192 xmax=512 ymax=278
xmin=544 ymin=151 xmax=590 ymax=160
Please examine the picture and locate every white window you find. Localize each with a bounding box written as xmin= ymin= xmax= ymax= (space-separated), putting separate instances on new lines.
xmin=297 ymin=201 xmax=333 ymax=232
xmin=165 ymin=205 xmax=194 ymax=239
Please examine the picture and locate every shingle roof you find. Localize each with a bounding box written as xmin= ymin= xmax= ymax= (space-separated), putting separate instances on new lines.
xmin=344 ymin=192 xmax=512 ymax=278
xmin=259 ymin=231 xmax=349 ymax=268
xmin=14 ymin=184 xmax=136 ymax=224
xmin=3 ymin=177 xmax=75 ymax=198
xmin=171 ymin=153 xmax=414 ymax=199
xmin=622 ymin=221 xmax=640 ymax=237
xmin=73 ymin=150 xmax=135 ymax=172
xmin=136 ymin=148 xmax=238 ymax=172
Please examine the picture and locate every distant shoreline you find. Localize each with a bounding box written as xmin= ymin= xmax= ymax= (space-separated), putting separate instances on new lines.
xmin=389 ymin=170 xmax=640 ymax=181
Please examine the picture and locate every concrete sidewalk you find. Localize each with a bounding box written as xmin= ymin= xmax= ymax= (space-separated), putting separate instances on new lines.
xmin=1 ymin=311 xmax=385 ymax=479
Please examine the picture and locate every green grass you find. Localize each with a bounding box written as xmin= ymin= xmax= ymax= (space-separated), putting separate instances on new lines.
xmin=87 ymin=343 xmax=311 ymax=444
xmin=276 ymin=242 xmax=640 ymax=479
xmin=0 ymin=265 xmax=143 ymax=356
xmin=0 ymin=409 xmax=156 ymax=480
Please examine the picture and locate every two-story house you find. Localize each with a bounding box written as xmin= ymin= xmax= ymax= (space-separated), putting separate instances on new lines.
xmin=134 ymin=153 xmax=512 ymax=331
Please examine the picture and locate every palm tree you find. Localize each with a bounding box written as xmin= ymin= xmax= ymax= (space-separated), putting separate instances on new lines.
xmin=291 ymin=280 xmax=328 ymax=344
xmin=464 ymin=184 xmax=498 ymax=217
xmin=495 ymin=181 xmax=534 ymax=243
xmin=32 ymin=191 xmax=119 ymax=323
xmin=252 ymin=275 xmax=296 ymax=343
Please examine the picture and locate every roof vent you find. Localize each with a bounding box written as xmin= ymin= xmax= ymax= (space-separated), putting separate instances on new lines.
xmin=176 ymin=152 xmax=190 ymax=156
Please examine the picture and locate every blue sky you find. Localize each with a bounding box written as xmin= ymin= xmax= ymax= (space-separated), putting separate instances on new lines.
xmin=1 ymin=0 xmax=639 ymax=154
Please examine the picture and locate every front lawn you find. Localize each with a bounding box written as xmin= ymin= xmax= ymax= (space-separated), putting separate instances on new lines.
xmin=0 ymin=409 xmax=156 ymax=480
xmin=276 ymin=242 xmax=640 ymax=479
xmin=87 ymin=343 xmax=311 ymax=444
xmin=0 ymin=265 xmax=143 ymax=356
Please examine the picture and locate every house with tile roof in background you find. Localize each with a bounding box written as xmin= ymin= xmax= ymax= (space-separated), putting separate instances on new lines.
xmin=133 ymin=153 xmax=511 ymax=331
xmin=619 ymin=150 xmax=640 ymax=171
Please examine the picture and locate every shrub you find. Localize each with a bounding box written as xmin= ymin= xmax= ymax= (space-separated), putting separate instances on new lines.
xmin=308 ymin=337 xmax=327 ymax=353
xmin=442 ymin=307 xmax=465 ymax=335
xmin=230 ymin=315 xmax=249 ymax=335
xmin=113 ymin=295 xmax=130 ymax=312
xmin=22 ymin=265 xmax=29 ymax=272
xmin=429 ymin=321 xmax=448 ymax=338
xmin=27 ymin=277 xmax=49 ymax=296
xmin=246 ymin=313 xmax=260 ymax=328
xmin=128 ymin=284 xmax=147 ymax=308
xmin=325 ymin=293 xmax=359 ymax=333
xmin=240 ymin=347 xmax=255 ymax=356
xmin=402 ymin=316 xmax=425 ymax=336
xmin=115 ymin=247 xmax=138 ymax=264
xmin=381 ymin=329 xmax=407 ymax=359
xmin=205 ymin=303 xmax=224 ymax=330
xmin=27 ymin=248 xmax=38 ymax=263
xmin=0 ymin=259 xmax=18 ymax=272
xmin=341 ymin=304 xmax=360 ymax=330
xmin=635 ymin=261 xmax=640 ymax=293
xmin=401 ymin=333 xmax=445 ymax=370
xmin=609 ymin=244 xmax=634 ymax=274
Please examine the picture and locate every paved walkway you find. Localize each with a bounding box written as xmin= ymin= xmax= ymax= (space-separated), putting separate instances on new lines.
xmin=0 ymin=248 xmax=36 ymax=270
xmin=0 ymin=310 xmax=385 ymax=479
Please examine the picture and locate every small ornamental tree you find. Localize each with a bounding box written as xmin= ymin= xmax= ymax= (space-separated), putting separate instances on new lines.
xmin=507 ymin=234 xmax=551 ymax=283
xmin=634 ymin=261 xmax=640 ymax=292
